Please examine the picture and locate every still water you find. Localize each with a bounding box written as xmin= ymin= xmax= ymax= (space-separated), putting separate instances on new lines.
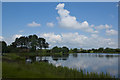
xmin=30 ymin=53 xmax=119 ymax=78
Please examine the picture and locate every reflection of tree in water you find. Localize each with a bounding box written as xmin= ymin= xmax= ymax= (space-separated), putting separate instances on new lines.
xmin=105 ymin=55 xmax=114 ymax=59
xmin=98 ymin=55 xmax=104 ymax=58
xmin=52 ymin=54 xmax=69 ymax=61
xmin=28 ymin=56 xmax=36 ymax=62
xmin=72 ymin=53 xmax=78 ymax=58
xmin=61 ymin=55 xmax=69 ymax=60
xmin=52 ymin=56 xmax=59 ymax=61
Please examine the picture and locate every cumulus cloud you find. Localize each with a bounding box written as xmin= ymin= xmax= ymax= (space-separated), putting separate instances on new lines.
xmin=56 ymin=3 xmax=116 ymax=35
xmin=40 ymin=32 xmax=117 ymax=48
xmin=46 ymin=22 xmax=54 ymax=27
xmin=106 ymin=29 xmax=118 ymax=36
xmin=27 ymin=21 xmax=41 ymax=27
xmin=56 ymin=3 xmax=99 ymax=33
xmin=40 ymin=33 xmax=61 ymax=47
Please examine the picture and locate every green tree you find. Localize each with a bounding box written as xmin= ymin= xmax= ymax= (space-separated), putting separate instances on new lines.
xmin=52 ymin=46 xmax=60 ymax=53
xmin=1 ymin=41 xmax=8 ymax=53
xmin=44 ymin=42 xmax=49 ymax=49
xmin=98 ymin=47 xmax=104 ymax=53
xmin=61 ymin=46 xmax=69 ymax=53
xmin=73 ymin=48 xmax=78 ymax=53
xmin=10 ymin=34 xmax=49 ymax=52
xmin=38 ymin=38 xmax=45 ymax=49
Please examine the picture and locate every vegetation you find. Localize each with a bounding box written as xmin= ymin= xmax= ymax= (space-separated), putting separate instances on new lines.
xmin=0 ymin=34 xmax=120 ymax=54
xmin=2 ymin=53 xmax=114 ymax=78
xmin=1 ymin=34 xmax=49 ymax=53
xmin=1 ymin=34 xmax=119 ymax=78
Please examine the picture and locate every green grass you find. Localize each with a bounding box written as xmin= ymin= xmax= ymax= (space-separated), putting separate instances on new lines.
xmin=2 ymin=53 xmax=114 ymax=78
xmin=2 ymin=61 xmax=113 ymax=78
xmin=0 ymin=56 xmax=1 ymax=78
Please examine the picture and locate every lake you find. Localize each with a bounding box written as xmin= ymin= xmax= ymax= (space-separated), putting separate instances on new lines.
xmin=28 ymin=53 xmax=120 ymax=78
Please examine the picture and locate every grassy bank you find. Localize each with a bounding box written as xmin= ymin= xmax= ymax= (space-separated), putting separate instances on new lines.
xmin=3 ymin=62 xmax=113 ymax=78
xmin=2 ymin=53 xmax=114 ymax=78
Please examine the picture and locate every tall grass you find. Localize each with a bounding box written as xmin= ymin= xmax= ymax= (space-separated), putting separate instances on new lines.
xmin=3 ymin=62 xmax=113 ymax=78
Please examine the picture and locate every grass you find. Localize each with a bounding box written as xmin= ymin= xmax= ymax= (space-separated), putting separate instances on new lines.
xmin=0 ymin=56 xmax=1 ymax=78
xmin=2 ymin=62 xmax=113 ymax=78
xmin=2 ymin=53 xmax=114 ymax=78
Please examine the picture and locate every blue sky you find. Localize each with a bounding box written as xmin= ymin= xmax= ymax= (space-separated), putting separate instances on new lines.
xmin=2 ymin=2 xmax=118 ymax=49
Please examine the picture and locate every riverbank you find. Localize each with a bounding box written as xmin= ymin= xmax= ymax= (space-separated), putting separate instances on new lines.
xmin=2 ymin=52 xmax=119 ymax=58
xmin=2 ymin=53 xmax=114 ymax=78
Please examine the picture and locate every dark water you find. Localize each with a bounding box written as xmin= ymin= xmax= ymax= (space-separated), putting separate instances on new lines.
xmin=29 ymin=53 xmax=119 ymax=78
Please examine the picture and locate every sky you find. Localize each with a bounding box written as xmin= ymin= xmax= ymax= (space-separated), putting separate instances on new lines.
xmin=2 ymin=2 xmax=119 ymax=49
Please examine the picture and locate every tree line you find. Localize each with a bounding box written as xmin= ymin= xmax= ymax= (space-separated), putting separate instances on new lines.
xmin=0 ymin=34 xmax=120 ymax=53
xmin=69 ymin=47 xmax=120 ymax=53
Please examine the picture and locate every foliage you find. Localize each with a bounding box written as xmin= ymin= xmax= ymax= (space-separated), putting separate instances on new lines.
xmin=0 ymin=41 xmax=8 ymax=53
xmin=61 ymin=46 xmax=69 ymax=53
xmin=73 ymin=48 xmax=78 ymax=53
xmin=2 ymin=35 xmax=49 ymax=53
xmin=1 ymin=34 xmax=120 ymax=53
xmin=52 ymin=46 xmax=69 ymax=54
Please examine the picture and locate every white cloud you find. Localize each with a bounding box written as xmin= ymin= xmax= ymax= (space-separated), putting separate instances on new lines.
xmin=0 ymin=36 xmax=3 ymax=41
xmin=27 ymin=21 xmax=41 ymax=27
xmin=40 ymin=32 xmax=117 ymax=48
xmin=56 ymin=3 xmax=117 ymax=35
xmin=56 ymin=3 xmax=98 ymax=33
xmin=106 ymin=29 xmax=118 ymax=36
xmin=2 ymin=34 xmax=23 ymax=45
xmin=46 ymin=22 xmax=54 ymax=27
xmin=40 ymin=33 xmax=61 ymax=47
xmin=95 ymin=24 xmax=112 ymax=30
xmin=12 ymin=34 xmax=22 ymax=40
xmin=3 ymin=32 xmax=117 ymax=48
xmin=19 ymin=30 xmax=24 ymax=33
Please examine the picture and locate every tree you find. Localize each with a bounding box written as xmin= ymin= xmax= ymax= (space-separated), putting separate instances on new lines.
xmin=104 ymin=47 xmax=112 ymax=53
xmin=1 ymin=41 xmax=8 ymax=53
xmin=73 ymin=48 xmax=78 ymax=53
xmin=29 ymin=35 xmax=38 ymax=51
xmin=10 ymin=34 xmax=49 ymax=52
xmin=52 ymin=46 xmax=61 ymax=53
xmin=38 ymin=38 xmax=46 ymax=49
xmin=98 ymin=47 xmax=104 ymax=53
xmin=61 ymin=46 xmax=69 ymax=53
xmin=44 ymin=42 xmax=49 ymax=49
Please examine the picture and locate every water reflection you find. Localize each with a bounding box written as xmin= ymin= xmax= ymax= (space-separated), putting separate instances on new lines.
xmin=52 ymin=55 xmax=69 ymax=61
xmin=27 ymin=53 xmax=119 ymax=78
xmin=72 ymin=53 xmax=78 ymax=57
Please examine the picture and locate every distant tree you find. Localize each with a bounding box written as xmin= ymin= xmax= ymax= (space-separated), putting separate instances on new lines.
xmin=61 ymin=46 xmax=69 ymax=53
xmin=69 ymin=48 xmax=73 ymax=53
xmin=115 ymin=48 xmax=120 ymax=53
xmin=104 ymin=47 xmax=112 ymax=53
xmin=98 ymin=47 xmax=104 ymax=53
xmin=73 ymin=48 xmax=78 ymax=53
xmin=52 ymin=46 xmax=62 ymax=53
